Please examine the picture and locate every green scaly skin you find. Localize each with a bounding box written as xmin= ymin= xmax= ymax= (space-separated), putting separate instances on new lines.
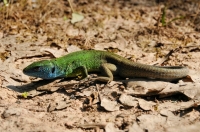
xmin=23 ymin=50 xmax=189 ymax=82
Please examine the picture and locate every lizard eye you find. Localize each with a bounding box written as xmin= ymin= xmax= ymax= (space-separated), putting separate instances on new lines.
xmin=33 ymin=66 xmax=40 ymax=71
xmin=51 ymin=66 xmax=55 ymax=73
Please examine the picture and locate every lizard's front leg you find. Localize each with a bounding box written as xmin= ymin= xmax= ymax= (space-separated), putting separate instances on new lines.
xmin=67 ymin=66 xmax=88 ymax=80
xmin=96 ymin=63 xmax=117 ymax=82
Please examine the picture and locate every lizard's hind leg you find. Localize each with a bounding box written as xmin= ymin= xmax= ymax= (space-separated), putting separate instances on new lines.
xmin=96 ymin=63 xmax=117 ymax=82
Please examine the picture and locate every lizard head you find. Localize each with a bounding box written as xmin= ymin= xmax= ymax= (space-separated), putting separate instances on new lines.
xmin=23 ymin=60 xmax=63 ymax=79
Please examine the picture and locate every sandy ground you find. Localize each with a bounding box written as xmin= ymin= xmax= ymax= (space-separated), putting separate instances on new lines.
xmin=0 ymin=0 xmax=200 ymax=131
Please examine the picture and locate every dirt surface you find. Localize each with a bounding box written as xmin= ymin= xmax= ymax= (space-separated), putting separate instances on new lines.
xmin=0 ymin=0 xmax=200 ymax=131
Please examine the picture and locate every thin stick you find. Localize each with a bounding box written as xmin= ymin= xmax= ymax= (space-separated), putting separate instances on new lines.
xmin=68 ymin=0 xmax=75 ymax=13
xmin=96 ymin=84 xmax=102 ymax=102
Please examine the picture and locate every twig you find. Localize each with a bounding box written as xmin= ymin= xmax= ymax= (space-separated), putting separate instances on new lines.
xmin=96 ymin=84 xmax=102 ymax=102
xmin=68 ymin=0 xmax=75 ymax=13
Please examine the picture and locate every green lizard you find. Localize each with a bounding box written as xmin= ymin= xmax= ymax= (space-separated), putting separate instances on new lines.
xmin=23 ymin=50 xmax=189 ymax=82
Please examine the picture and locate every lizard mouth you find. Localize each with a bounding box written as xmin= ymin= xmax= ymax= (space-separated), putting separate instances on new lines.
xmin=23 ymin=67 xmax=30 ymax=75
xmin=23 ymin=66 xmax=42 ymax=77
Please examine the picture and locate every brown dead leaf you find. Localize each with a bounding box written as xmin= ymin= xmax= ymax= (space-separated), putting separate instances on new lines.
xmin=158 ymin=100 xmax=199 ymax=112
xmin=65 ymin=25 xmax=84 ymax=36
xmin=119 ymin=94 xmax=138 ymax=107
xmin=137 ymin=114 xmax=166 ymax=132
xmin=138 ymin=98 xmax=156 ymax=111
xmin=188 ymin=70 xmax=200 ymax=83
xmin=105 ymin=122 xmax=123 ymax=132
xmin=2 ymin=107 xmax=28 ymax=118
xmin=36 ymin=79 xmax=62 ymax=91
xmin=48 ymin=100 xmax=71 ymax=112
xmin=183 ymin=109 xmax=200 ymax=122
xmin=128 ymin=122 xmax=144 ymax=132
xmin=119 ymin=94 xmax=155 ymax=110
xmin=167 ymin=122 xmax=200 ymax=132
xmin=159 ymin=82 xmax=200 ymax=99
xmin=66 ymin=45 xmax=81 ymax=53
xmin=125 ymin=79 xmax=200 ymax=100
xmin=41 ymin=48 xmax=66 ymax=58
xmin=25 ymin=89 xmax=46 ymax=97
xmin=125 ymin=79 xmax=166 ymax=96
xmin=160 ymin=109 xmax=184 ymax=128
xmin=101 ymin=98 xmax=119 ymax=112
xmin=94 ymin=42 xmax=118 ymax=50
